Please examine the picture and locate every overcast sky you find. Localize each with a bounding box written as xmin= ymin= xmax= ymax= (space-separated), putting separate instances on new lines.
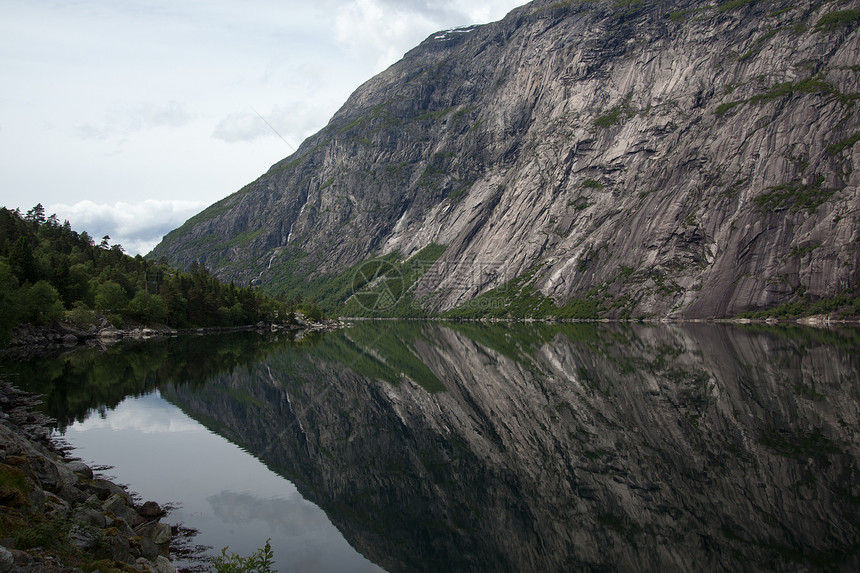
xmin=1 ymin=0 xmax=525 ymax=255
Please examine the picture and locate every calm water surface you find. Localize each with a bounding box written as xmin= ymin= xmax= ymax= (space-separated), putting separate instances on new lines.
xmin=3 ymin=322 xmax=860 ymax=572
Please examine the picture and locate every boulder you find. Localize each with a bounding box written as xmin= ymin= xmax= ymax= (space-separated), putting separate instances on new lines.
xmin=66 ymin=460 xmax=94 ymax=480
xmin=102 ymin=493 xmax=137 ymax=525
xmin=102 ymin=529 xmax=131 ymax=563
xmin=68 ymin=523 xmax=100 ymax=551
xmin=136 ymin=521 xmax=172 ymax=545
xmin=0 ymin=545 xmax=13 ymax=573
xmin=72 ymin=506 xmax=107 ymax=529
xmin=29 ymin=455 xmax=63 ymax=493
xmin=85 ymin=478 xmax=126 ymax=500
xmin=98 ymin=327 xmax=122 ymax=339
xmin=137 ymin=500 xmax=164 ymax=519
xmin=138 ymin=537 xmax=161 ymax=561
xmin=154 ymin=556 xmax=176 ymax=573
xmin=136 ymin=557 xmax=158 ymax=572
xmin=30 ymin=488 xmax=69 ymax=519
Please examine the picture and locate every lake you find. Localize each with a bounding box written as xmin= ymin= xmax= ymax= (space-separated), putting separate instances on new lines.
xmin=2 ymin=322 xmax=860 ymax=572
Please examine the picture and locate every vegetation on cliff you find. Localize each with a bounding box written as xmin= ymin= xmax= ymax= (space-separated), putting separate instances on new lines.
xmin=0 ymin=205 xmax=302 ymax=347
xmin=149 ymin=0 xmax=860 ymax=320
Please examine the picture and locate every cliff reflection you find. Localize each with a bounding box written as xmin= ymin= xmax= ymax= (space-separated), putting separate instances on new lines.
xmin=155 ymin=323 xmax=860 ymax=572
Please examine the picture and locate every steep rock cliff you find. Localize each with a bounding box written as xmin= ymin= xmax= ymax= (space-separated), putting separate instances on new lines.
xmin=150 ymin=0 xmax=860 ymax=318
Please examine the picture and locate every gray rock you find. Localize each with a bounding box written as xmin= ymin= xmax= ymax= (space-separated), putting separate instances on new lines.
xmin=30 ymin=488 xmax=69 ymax=519
xmin=72 ymin=506 xmax=107 ymax=529
xmin=86 ymin=478 xmax=126 ymax=500
xmin=138 ymin=537 xmax=161 ymax=561
xmin=29 ymin=455 xmax=62 ymax=493
xmin=136 ymin=521 xmax=172 ymax=545
xmin=68 ymin=523 xmax=100 ymax=550
xmin=102 ymin=530 xmax=130 ymax=563
xmin=0 ymin=546 xmax=13 ymax=573
xmin=137 ymin=500 xmax=164 ymax=519
xmin=102 ymin=493 xmax=136 ymax=526
xmin=150 ymin=0 xmax=860 ymax=320
xmin=154 ymin=556 xmax=176 ymax=573
xmin=135 ymin=557 xmax=157 ymax=573
xmin=66 ymin=460 xmax=94 ymax=479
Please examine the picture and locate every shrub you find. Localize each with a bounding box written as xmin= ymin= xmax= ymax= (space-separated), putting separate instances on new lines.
xmin=815 ymin=9 xmax=860 ymax=31
xmin=212 ymin=539 xmax=276 ymax=573
xmin=66 ymin=302 xmax=97 ymax=328
xmin=21 ymin=280 xmax=65 ymax=325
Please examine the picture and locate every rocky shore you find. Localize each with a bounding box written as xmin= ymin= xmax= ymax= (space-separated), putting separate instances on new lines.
xmin=3 ymin=315 xmax=345 ymax=358
xmin=0 ymin=382 xmax=177 ymax=573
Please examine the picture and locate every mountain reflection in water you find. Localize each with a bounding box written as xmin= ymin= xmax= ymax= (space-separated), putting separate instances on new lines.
xmin=4 ymin=322 xmax=860 ymax=572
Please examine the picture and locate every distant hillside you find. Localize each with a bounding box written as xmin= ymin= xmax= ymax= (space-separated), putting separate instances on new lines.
xmin=0 ymin=205 xmax=293 ymax=345
xmin=151 ymin=0 xmax=860 ymax=319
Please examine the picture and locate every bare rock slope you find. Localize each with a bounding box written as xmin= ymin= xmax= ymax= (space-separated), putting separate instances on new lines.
xmin=150 ymin=0 xmax=860 ymax=318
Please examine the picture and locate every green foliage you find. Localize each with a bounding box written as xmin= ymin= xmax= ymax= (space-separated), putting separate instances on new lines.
xmin=716 ymin=74 xmax=853 ymax=117
xmin=582 ymin=179 xmax=604 ymax=189
xmin=94 ymin=280 xmax=129 ymax=314
xmin=815 ymin=9 xmax=860 ymax=32
xmin=0 ymin=205 xmax=292 ymax=345
xmin=299 ymin=300 xmax=323 ymax=322
xmin=668 ymin=9 xmax=693 ymax=22
xmin=827 ymin=133 xmax=860 ymax=155
xmin=128 ymin=290 xmax=168 ymax=323
xmin=593 ymin=105 xmax=632 ymax=128
xmin=753 ymin=175 xmax=833 ymax=212
xmin=0 ymin=260 xmax=20 ymax=345
xmin=344 ymin=322 xmax=445 ymax=392
xmin=212 ymin=539 xmax=276 ymax=573
xmin=738 ymin=292 xmax=860 ymax=319
xmin=269 ymin=243 xmax=447 ymax=319
xmin=715 ymin=100 xmax=744 ymax=115
xmin=716 ymin=0 xmax=757 ymax=13
xmin=21 ymin=281 xmax=65 ymax=325
xmin=443 ymin=268 xmax=604 ymax=320
xmin=66 ymin=302 xmax=97 ymax=328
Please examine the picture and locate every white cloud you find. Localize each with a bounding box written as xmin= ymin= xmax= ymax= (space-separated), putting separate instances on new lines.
xmin=2 ymin=0 xmax=525 ymax=225
xmin=212 ymin=103 xmax=332 ymax=147
xmin=212 ymin=111 xmax=272 ymax=143
xmin=70 ymin=393 xmax=206 ymax=434
xmin=332 ymin=0 xmax=438 ymax=71
xmin=48 ymin=199 xmax=207 ymax=256
xmin=327 ymin=0 xmax=523 ymax=71
xmin=75 ymin=101 xmax=193 ymax=141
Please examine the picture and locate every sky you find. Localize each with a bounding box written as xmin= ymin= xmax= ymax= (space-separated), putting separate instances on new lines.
xmin=1 ymin=0 xmax=525 ymax=255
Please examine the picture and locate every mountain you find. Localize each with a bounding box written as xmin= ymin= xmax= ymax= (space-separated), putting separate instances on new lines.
xmin=149 ymin=0 xmax=860 ymax=319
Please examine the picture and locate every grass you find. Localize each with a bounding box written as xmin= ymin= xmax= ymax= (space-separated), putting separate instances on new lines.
xmin=594 ymin=105 xmax=634 ymax=128
xmin=738 ymin=292 xmax=860 ymax=319
xmin=815 ymin=9 xmax=860 ymax=32
xmin=828 ymin=133 xmax=860 ymax=155
xmin=715 ymin=74 xmax=854 ymax=116
xmin=716 ymin=0 xmax=757 ymax=13
xmin=443 ymin=267 xmax=607 ymax=320
xmin=753 ymin=175 xmax=833 ymax=213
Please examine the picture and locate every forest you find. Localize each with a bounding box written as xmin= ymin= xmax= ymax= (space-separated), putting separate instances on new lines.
xmin=0 ymin=204 xmax=310 ymax=346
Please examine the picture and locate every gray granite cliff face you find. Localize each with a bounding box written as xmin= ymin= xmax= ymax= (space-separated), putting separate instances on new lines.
xmin=151 ymin=0 xmax=860 ymax=317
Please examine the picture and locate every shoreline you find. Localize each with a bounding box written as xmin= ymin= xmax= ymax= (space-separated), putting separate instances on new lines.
xmin=0 ymin=382 xmax=181 ymax=572
xmin=339 ymin=315 xmax=860 ymax=326
xmin=1 ymin=318 xmax=346 ymax=359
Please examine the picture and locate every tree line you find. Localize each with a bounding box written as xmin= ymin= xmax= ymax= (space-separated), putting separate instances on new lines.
xmin=0 ymin=204 xmax=307 ymax=345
